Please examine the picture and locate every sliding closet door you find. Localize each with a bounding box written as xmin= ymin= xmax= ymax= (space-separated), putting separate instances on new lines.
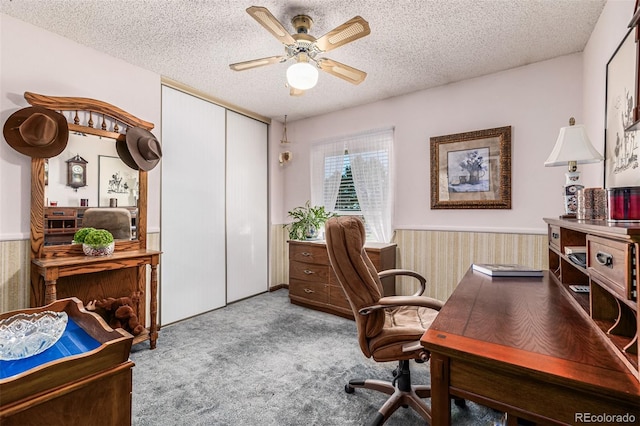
xmin=226 ymin=111 xmax=268 ymax=302
xmin=161 ymin=86 xmax=226 ymax=324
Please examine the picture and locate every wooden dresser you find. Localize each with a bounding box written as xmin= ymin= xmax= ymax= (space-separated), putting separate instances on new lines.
xmin=545 ymin=218 xmax=638 ymax=380
xmin=288 ymin=240 xmax=396 ymax=318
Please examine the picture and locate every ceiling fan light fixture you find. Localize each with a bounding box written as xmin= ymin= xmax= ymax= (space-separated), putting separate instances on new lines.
xmin=286 ymin=62 xmax=318 ymax=90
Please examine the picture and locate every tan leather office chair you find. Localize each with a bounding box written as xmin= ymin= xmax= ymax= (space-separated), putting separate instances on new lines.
xmin=325 ymin=216 xmax=451 ymax=425
xmin=82 ymin=207 xmax=132 ymax=240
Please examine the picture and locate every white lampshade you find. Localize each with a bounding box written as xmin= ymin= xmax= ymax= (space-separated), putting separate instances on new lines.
xmin=286 ymin=62 xmax=318 ymax=90
xmin=544 ymin=122 xmax=603 ymax=167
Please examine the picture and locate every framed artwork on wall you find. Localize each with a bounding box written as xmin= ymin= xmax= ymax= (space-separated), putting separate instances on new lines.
xmin=430 ymin=126 xmax=511 ymax=209
xmin=604 ymin=29 xmax=639 ymax=189
xmin=98 ymin=155 xmax=138 ymax=207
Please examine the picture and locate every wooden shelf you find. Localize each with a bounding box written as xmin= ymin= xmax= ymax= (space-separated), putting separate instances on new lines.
xmin=544 ymin=218 xmax=639 ymax=381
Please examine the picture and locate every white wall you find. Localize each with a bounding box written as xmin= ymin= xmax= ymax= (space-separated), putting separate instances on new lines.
xmin=281 ymin=54 xmax=585 ymax=234
xmin=583 ymin=0 xmax=636 ymax=164
xmin=0 ymin=14 xmax=161 ymax=240
xmin=269 ymin=120 xmax=285 ymax=222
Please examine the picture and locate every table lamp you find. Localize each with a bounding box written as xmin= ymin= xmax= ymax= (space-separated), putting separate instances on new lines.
xmin=544 ymin=117 xmax=603 ymax=215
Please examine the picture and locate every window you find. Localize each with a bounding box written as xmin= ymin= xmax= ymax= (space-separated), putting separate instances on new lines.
xmin=327 ymin=153 xmax=360 ymax=213
xmin=311 ymin=128 xmax=393 ymax=242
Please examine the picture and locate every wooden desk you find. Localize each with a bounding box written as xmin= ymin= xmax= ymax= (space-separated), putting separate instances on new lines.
xmin=31 ymin=249 xmax=161 ymax=349
xmin=421 ymin=268 xmax=640 ymax=425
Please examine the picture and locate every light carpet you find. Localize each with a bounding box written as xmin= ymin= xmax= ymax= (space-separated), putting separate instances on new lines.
xmin=130 ymin=289 xmax=502 ymax=425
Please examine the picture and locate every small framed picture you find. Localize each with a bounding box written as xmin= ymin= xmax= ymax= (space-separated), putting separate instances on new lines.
xmin=98 ymin=155 xmax=138 ymax=207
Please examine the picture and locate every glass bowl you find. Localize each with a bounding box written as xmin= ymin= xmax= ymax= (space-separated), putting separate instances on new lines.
xmin=0 ymin=311 xmax=68 ymax=360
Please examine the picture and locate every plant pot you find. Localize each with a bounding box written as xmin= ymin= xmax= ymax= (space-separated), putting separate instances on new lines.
xmin=305 ymin=224 xmax=319 ymax=240
xmin=82 ymin=242 xmax=115 ymax=256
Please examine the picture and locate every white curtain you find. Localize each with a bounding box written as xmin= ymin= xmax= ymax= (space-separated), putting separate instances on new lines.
xmin=310 ymin=127 xmax=394 ymax=242
xmin=310 ymin=141 xmax=344 ymax=211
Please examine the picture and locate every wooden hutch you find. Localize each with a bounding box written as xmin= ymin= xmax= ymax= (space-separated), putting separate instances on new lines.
xmin=25 ymin=92 xmax=161 ymax=349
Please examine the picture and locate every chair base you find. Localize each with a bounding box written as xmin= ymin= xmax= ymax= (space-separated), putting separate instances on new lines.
xmin=345 ymin=359 xmax=432 ymax=425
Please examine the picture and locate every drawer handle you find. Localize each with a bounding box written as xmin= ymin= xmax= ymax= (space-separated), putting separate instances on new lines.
xmin=552 ymin=232 xmax=560 ymax=239
xmin=303 ymin=269 xmax=315 ymax=275
xmin=303 ymin=288 xmax=315 ymax=294
xmin=301 ymin=252 xmax=312 ymax=257
xmin=595 ymin=251 xmax=613 ymax=267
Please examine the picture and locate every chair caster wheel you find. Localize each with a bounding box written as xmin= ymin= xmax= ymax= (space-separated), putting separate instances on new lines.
xmin=345 ymin=384 xmax=355 ymax=394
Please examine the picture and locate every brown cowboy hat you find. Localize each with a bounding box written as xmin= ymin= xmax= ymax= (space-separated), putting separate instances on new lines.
xmin=3 ymin=106 xmax=69 ymax=158
xmin=116 ymin=127 xmax=162 ymax=171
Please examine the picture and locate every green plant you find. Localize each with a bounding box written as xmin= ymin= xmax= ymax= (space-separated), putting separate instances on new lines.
xmin=73 ymin=227 xmax=96 ymax=243
xmin=83 ymin=229 xmax=114 ymax=247
xmin=285 ymin=201 xmax=336 ymax=240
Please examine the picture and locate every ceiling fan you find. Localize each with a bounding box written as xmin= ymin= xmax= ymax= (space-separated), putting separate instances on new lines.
xmin=229 ymin=6 xmax=371 ymax=96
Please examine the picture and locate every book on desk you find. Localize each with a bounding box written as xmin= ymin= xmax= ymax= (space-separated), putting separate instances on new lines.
xmin=472 ymin=263 xmax=543 ymax=277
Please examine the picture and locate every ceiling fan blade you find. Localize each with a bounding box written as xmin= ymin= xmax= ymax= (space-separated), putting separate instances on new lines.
xmin=229 ymin=55 xmax=287 ymax=71
xmin=289 ymin=87 xmax=305 ymax=96
xmin=318 ymin=58 xmax=367 ymax=85
xmin=246 ymin=6 xmax=296 ymax=45
xmin=315 ymin=16 xmax=371 ymax=52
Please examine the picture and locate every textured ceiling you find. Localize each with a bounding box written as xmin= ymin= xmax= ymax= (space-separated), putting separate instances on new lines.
xmin=1 ymin=0 xmax=606 ymax=123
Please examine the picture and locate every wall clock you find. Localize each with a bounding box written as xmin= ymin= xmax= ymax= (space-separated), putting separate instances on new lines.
xmin=66 ymin=155 xmax=88 ymax=190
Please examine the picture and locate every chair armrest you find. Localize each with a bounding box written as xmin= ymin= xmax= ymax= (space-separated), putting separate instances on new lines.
xmin=358 ymin=295 xmax=444 ymax=316
xmin=377 ymin=269 xmax=426 ymax=297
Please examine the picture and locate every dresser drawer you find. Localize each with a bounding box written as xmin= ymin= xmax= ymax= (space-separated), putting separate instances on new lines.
xmin=587 ymin=235 xmax=635 ymax=300
xmin=549 ymin=225 xmax=561 ymax=251
xmin=329 ymin=285 xmax=351 ymax=311
xmin=289 ymin=279 xmax=329 ymax=304
xmin=289 ymin=242 xmax=329 ymax=265
xmin=290 ymin=260 xmax=330 ymax=283
xmin=45 ymin=207 xmax=77 ymax=218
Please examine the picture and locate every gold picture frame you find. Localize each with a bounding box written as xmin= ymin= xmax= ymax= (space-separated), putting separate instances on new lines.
xmin=430 ymin=126 xmax=511 ymax=209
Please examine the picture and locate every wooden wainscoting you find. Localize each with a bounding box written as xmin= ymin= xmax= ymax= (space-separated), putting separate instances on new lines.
xmin=0 ymin=239 xmax=31 ymax=312
xmin=270 ymin=225 xmax=289 ymax=290
xmin=393 ymin=229 xmax=548 ymax=300
xmin=271 ymin=225 xmax=548 ymax=302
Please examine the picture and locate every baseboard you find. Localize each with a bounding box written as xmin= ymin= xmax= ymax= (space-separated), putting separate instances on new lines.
xmin=269 ymin=284 xmax=288 ymax=292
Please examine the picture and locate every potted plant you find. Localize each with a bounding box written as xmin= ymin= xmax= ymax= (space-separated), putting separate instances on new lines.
xmin=72 ymin=227 xmax=96 ymax=244
xmin=286 ymin=201 xmax=336 ymax=240
xmin=78 ymin=228 xmax=115 ymax=256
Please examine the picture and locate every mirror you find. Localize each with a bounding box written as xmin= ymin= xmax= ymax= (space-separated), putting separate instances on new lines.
xmin=43 ymin=133 xmax=139 ymax=246
xmin=27 ymin=91 xmax=151 ymax=259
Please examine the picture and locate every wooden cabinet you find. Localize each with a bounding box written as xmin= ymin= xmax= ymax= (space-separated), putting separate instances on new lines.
xmin=544 ymin=218 xmax=638 ymax=381
xmin=288 ymin=240 xmax=396 ymax=319
xmin=0 ymin=298 xmax=134 ymax=425
xmin=31 ymin=249 xmax=160 ymax=349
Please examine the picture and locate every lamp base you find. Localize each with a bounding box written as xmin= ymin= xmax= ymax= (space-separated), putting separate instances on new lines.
xmin=562 ymin=170 xmax=583 ymax=215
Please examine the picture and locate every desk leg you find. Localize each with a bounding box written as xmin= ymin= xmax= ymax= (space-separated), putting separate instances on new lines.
xmin=44 ymin=279 xmax=57 ymax=304
xmin=149 ymin=264 xmax=158 ymax=349
xmin=430 ymin=353 xmax=451 ymax=426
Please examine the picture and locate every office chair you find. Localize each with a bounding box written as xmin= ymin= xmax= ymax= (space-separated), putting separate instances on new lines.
xmin=82 ymin=208 xmax=132 ymax=240
xmin=325 ymin=216 xmax=452 ymax=425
